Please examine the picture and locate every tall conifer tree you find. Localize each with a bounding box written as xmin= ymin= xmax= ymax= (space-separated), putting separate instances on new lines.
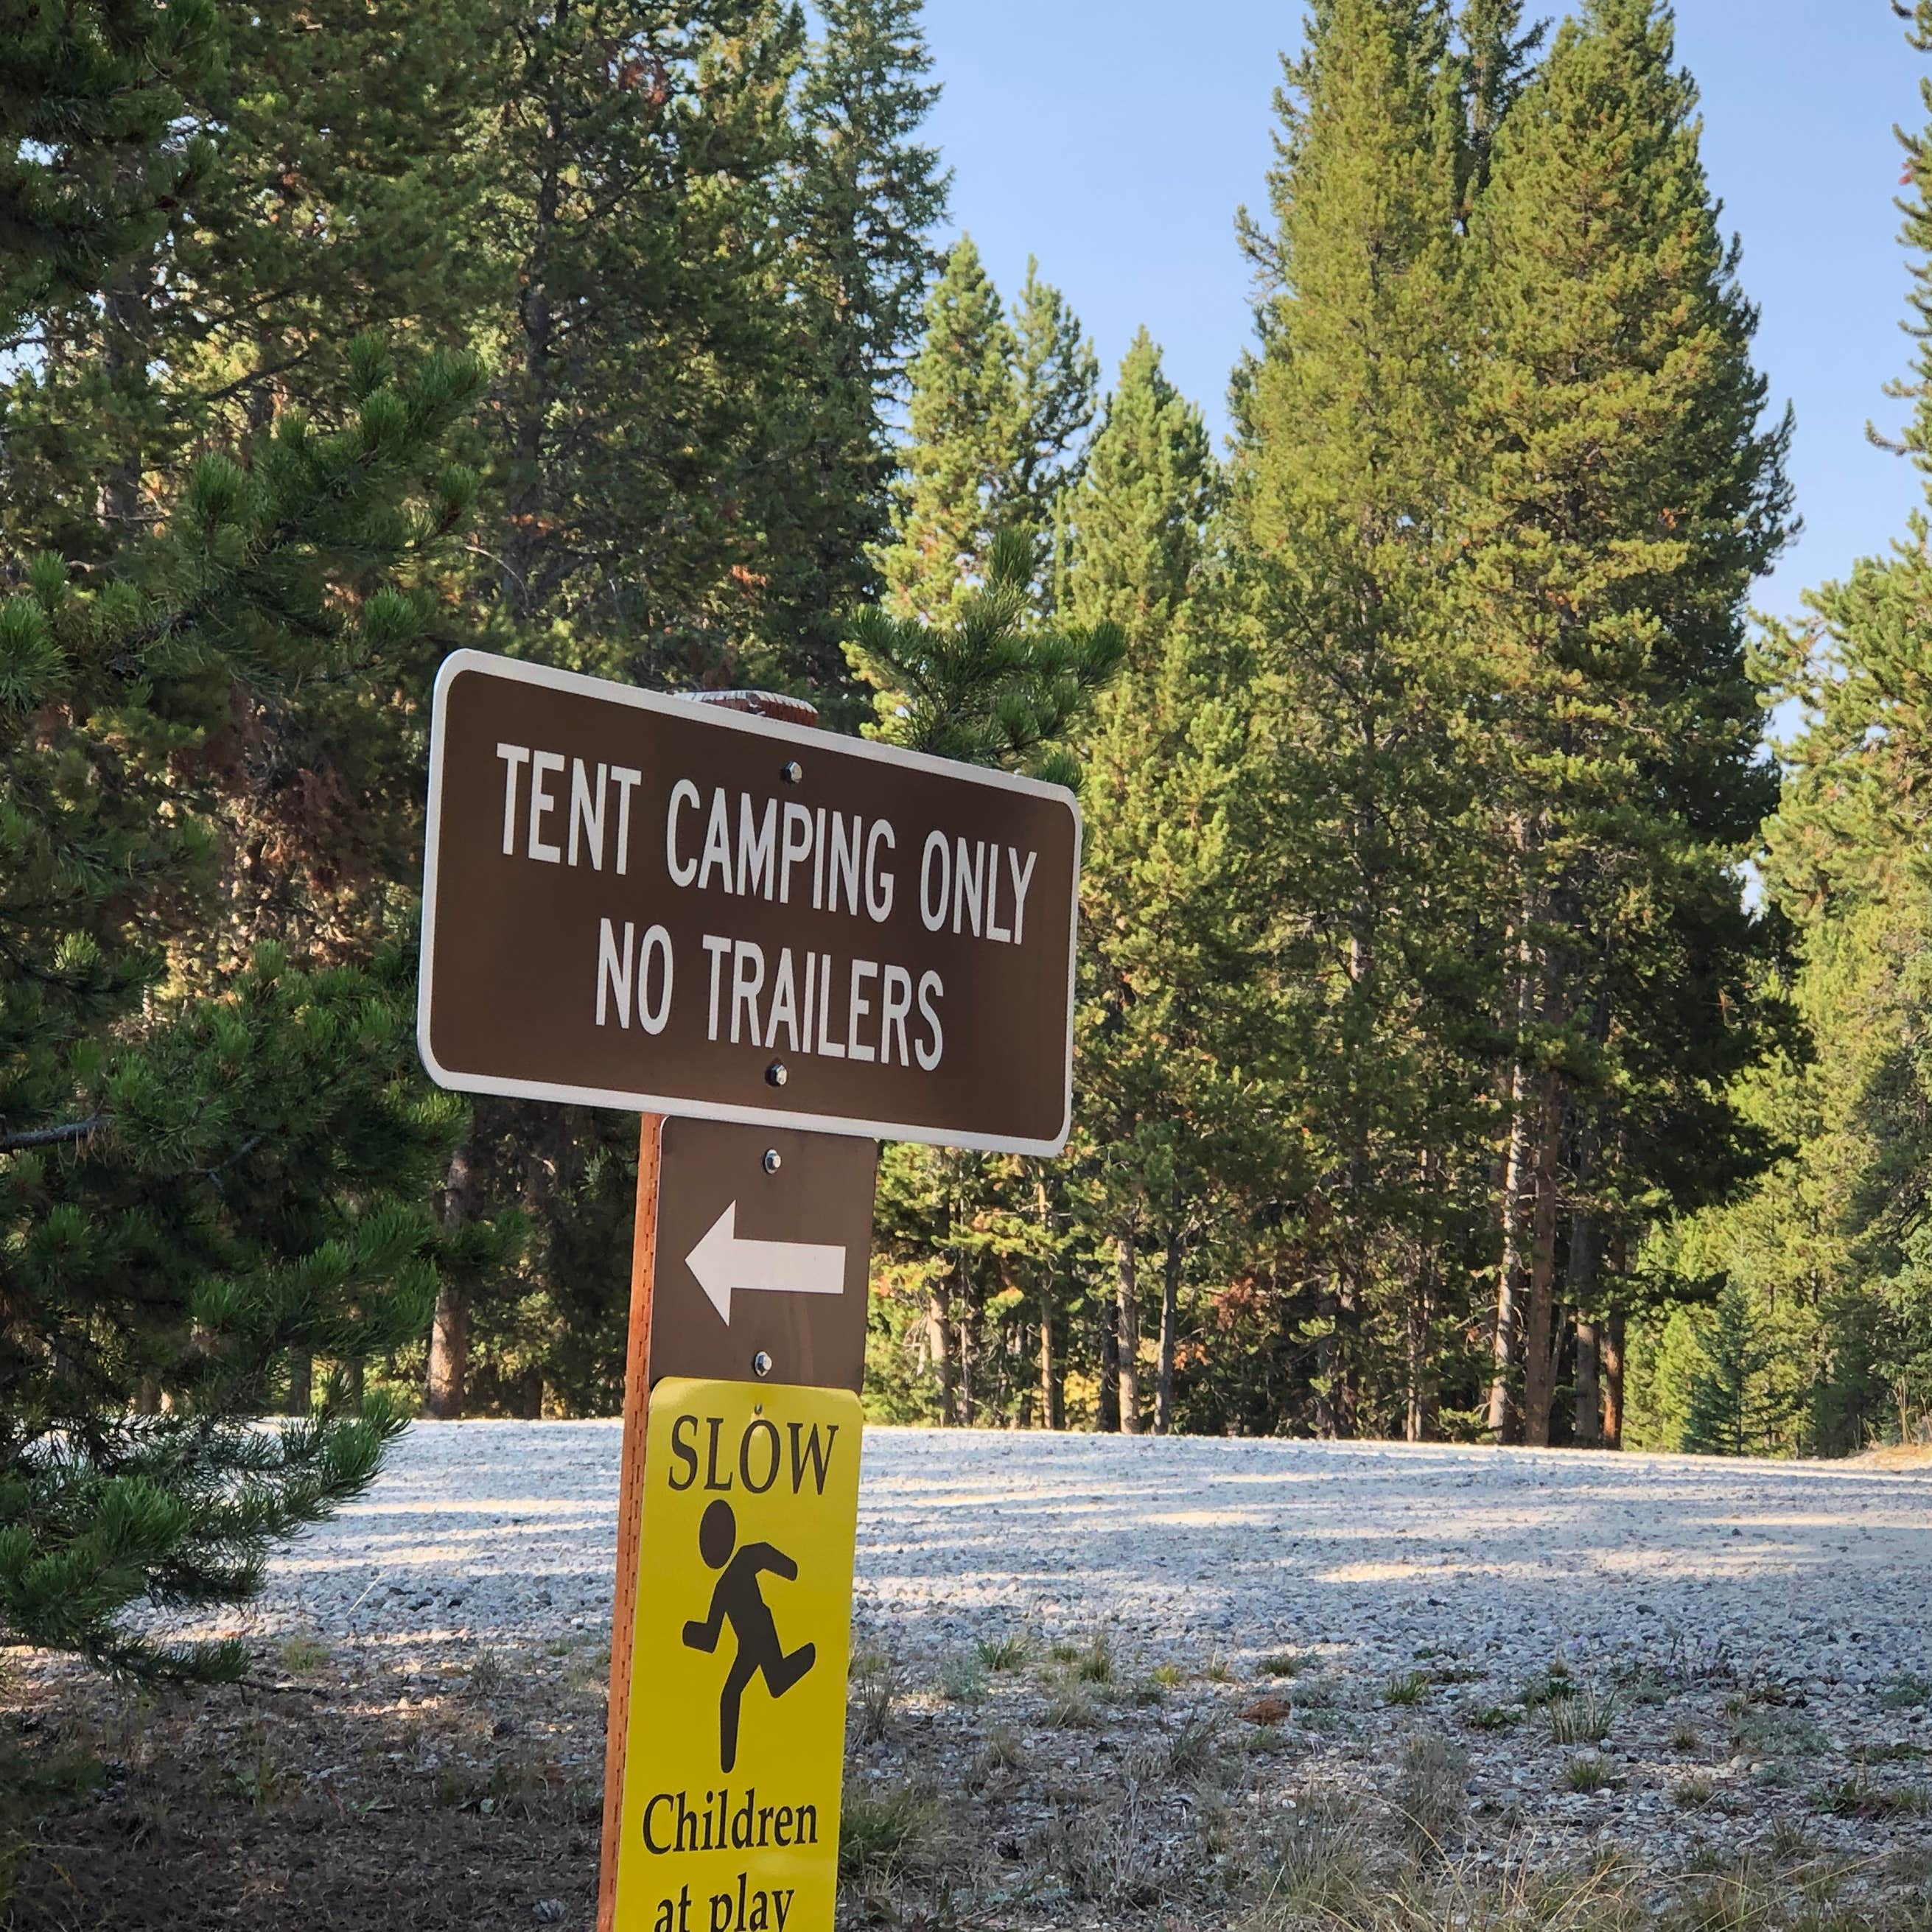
xmin=1063 ymin=333 xmax=1240 ymax=1432
xmin=0 ymin=4 xmax=512 ymax=1669
xmin=1231 ymin=0 xmax=1489 ymax=1438
xmin=882 ymin=238 xmax=1094 ymax=620
xmin=1465 ymin=0 xmax=1790 ymax=1444
xmin=769 ymin=0 xmax=951 ymax=693
xmin=883 ymin=236 xmax=1021 ymax=620
xmin=477 ymin=0 xmax=804 ymax=681
xmin=1664 ymin=0 xmax=1932 ymax=1455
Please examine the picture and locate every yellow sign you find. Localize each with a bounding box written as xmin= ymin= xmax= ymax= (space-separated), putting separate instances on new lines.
xmin=613 ymin=1376 xmax=863 ymax=1932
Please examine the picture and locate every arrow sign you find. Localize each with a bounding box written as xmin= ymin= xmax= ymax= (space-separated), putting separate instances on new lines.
xmin=685 ymin=1200 xmax=847 ymax=1325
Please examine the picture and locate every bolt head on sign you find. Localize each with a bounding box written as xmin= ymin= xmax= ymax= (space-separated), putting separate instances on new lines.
xmin=614 ymin=1377 xmax=862 ymax=1932
xmin=416 ymin=649 xmax=1081 ymax=1155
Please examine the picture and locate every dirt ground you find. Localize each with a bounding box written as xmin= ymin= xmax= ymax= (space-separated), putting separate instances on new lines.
xmin=4 ymin=1614 xmax=1931 ymax=1931
xmin=0 ymin=1639 xmax=606 ymax=1931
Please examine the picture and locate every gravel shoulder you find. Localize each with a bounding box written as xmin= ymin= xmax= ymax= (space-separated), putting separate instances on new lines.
xmin=209 ymin=1423 xmax=1932 ymax=1677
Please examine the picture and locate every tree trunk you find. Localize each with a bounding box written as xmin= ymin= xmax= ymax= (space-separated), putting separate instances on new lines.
xmin=503 ymin=116 xmax=561 ymax=620
xmin=1116 ymin=1231 xmax=1143 ymax=1434
xmin=1335 ymin=1267 xmax=1361 ymax=1438
xmin=100 ymin=275 xmax=150 ymax=532
xmin=1489 ymin=1056 xmax=1535 ymax=1441
xmin=1602 ymin=1308 xmax=1625 ymax=1449
xmin=1570 ymin=1178 xmax=1604 ymax=1450
xmin=425 ymin=1138 xmax=477 ymax=1419
xmin=1520 ymin=1073 xmax=1564 ymax=1445
xmin=342 ymin=1359 xmax=366 ymax=1408
xmin=1037 ymin=1275 xmax=1059 ymax=1430
xmin=1313 ymin=1264 xmax=1340 ymax=1439
xmin=1489 ymin=864 xmax=1543 ymax=1442
xmin=1408 ymin=1152 xmax=1441 ymax=1442
xmin=1098 ymin=1297 xmax=1121 ymax=1433
xmin=1314 ymin=1262 xmax=1361 ymax=1440
xmin=1573 ymin=1315 xmax=1602 ymax=1446
xmin=287 ymin=1350 xmax=313 ymax=1416
xmin=1568 ymin=1158 xmax=1604 ymax=1449
xmin=424 ymin=1284 xmax=469 ymax=1419
xmin=1406 ymin=1279 xmax=1436 ymax=1442
xmin=1155 ymin=1219 xmax=1181 ymax=1436
xmin=957 ymin=1259 xmax=984 ymax=1424
xmin=926 ymin=1282 xmax=956 ymax=1426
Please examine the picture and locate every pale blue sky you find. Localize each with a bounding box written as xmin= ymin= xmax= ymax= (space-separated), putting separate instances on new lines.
xmin=920 ymin=0 xmax=1928 ymax=620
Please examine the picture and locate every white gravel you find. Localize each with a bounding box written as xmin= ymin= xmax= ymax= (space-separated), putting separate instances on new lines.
xmin=228 ymin=1424 xmax=1932 ymax=1694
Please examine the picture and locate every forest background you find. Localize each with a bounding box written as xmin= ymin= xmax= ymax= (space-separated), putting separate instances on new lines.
xmin=8 ymin=0 xmax=1932 ymax=1670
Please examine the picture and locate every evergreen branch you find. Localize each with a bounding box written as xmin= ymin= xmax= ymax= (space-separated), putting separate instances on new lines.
xmin=0 ymin=1115 xmax=111 ymax=1153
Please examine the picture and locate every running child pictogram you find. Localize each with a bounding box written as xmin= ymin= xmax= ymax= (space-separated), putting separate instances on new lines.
xmin=681 ymin=1498 xmax=817 ymax=1772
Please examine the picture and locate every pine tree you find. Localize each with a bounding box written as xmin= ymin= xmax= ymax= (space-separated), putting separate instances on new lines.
xmin=0 ymin=20 xmax=519 ymax=1672
xmin=1061 ymin=329 xmax=1214 ymax=665
xmin=1454 ymin=0 xmax=1544 ymax=220
xmin=1673 ymin=1285 xmax=1782 ymax=1455
xmin=883 ymin=236 xmax=1022 ymax=620
xmin=1230 ymin=0 xmax=1491 ymax=1439
xmin=477 ymin=0 xmax=805 ymax=682
xmin=882 ymin=239 xmax=1096 ymax=621
xmin=1010 ymin=258 xmax=1099 ymax=578
xmin=0 ymin=343 xmax=509 ymax=1675
xmin=854 ymin=491 xmax=1124 ymax=1429
xmin=794 ymin=0 xmax=950 ymax=413
xmin=0 ymin=0 xmax=220 ymax=342
xmin=847 ymin=528 xmax=1122 ymax=787
xmin=763 ymin=0 xmax=951 ymax=696
xmin=1667 ymin=0 xmax=1932 ymax=1457
xmin=1466 ymin=0 xmax=1791 ymax=1445
xmin=1060 ymin=333 xmax=1253 ymax=1434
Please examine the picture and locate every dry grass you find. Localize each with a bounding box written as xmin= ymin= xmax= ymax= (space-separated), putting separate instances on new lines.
xmin=1394 ymin=1732 xmax=1467 ymax=1855
xmin=837 ymin=1780 xmax=939 ymax=1890
xmin=1881 ymin=1672 xmax=1932 ymax=1711
xmin=1054 ymin=1783 xmax=1164 ymax=1906
xmin=976 ymin=1631 xmax=1030 ymax=1673
xmin=1045 ymin=1681 xmax=1099 ymax=1729
xmin=937 ymin=1651 xmax=988 ymax=1704
xmin=1239 ymin=1791 xmax=1373 ymax=1929
xmin=1548 ymin=1686 xmax=1617 ymax=1746
xmin=850 ymin=1646 xmax=895 ymax=1742
xmin=276 ymin=1635 xmax=332 ymax=1674
xmin=1068 ymin=1631 xmax=1115 ymax=1684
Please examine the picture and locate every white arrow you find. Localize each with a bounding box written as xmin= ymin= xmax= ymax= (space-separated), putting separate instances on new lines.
xmin=685 ymin=1201 xmax=847 ymax=1325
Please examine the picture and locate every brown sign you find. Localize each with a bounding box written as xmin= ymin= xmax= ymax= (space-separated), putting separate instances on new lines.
xmin=647 ymin=1119 xmax=876 ymax=1392
xmin=418 ymin=650 xmax=1079 ymax=1152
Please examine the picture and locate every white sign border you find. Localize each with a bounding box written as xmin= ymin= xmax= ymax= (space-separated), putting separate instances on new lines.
xmin=417 ymin=648 xmax=1081 ymax=1156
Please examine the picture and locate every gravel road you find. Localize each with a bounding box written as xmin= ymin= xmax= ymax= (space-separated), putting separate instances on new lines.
xmin=237 ymin=1422 xmax=1932 ymax=1691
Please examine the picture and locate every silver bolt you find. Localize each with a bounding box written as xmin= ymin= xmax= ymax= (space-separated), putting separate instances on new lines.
xmin=780 ymin=759 xmax=803 ymax=784
xmin=763 ymin=1148 xmax=782 ymax=1174
xmin=766 ymin=1060 xmax=788 ymax=1088
xmin=752 ymin=1351 xmax=774 ymax=1379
